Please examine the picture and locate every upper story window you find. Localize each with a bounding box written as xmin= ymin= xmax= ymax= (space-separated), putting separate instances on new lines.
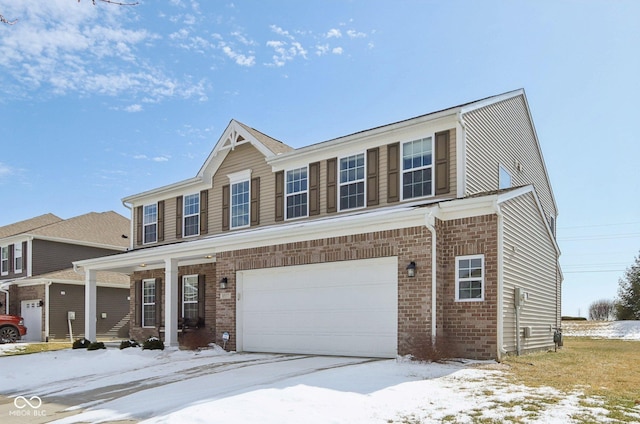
xmin=14 ymin=243 xmax=22 ymax=273
xmin=456 ymin=255 xmax=485 ymax=302
xmin=143 ymin=204 xmax=157 ymax=244
xmin=182 ymin=275 xmax=199 ymax=321
xmin=183 ymin=193 xmax=200 ymax=237
xmin=339 ymin=153 xmax=365 ymax=210
xmin=402 ymin=137 xmax=433 ymax=200
xmin=499 ymin=165 xmax=512 ymax=189
xmin=286 ymin=167 xmax=308 ymax=219
xmin=142 ymin=279 xmax=156 ymax=328
xmin=231 ymin=180 xmax=250 ymax=229
xmin=1 ymin=246 xmax=8 ymax=275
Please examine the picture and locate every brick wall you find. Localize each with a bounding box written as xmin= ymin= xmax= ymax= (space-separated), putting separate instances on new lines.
xmin=437 ymin=214 xmax=499 ymax=359
xmin=215 ymin=226 xmax=433 ymax=355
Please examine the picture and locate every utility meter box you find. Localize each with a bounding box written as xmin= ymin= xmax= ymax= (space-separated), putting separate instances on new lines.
xmin=67 ymin=311 xmax=76 ymax=320
xmin=514 ymin=287 xmax=528 ymax=307
xmin=523 ymin=326 xmax=533 ymax=338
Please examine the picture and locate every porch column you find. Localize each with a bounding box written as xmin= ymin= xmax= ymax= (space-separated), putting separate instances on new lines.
xmin=84 ymin=269 xmax=97 ymax=341
xmin=164 ymin=258 xmax=179 ymax=346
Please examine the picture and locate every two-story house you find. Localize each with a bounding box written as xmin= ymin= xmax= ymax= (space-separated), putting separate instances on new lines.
xmin=0 ymin=212 xmax=131 ymax=342
xmin=76 ymin=89 xmax=561 ymax=360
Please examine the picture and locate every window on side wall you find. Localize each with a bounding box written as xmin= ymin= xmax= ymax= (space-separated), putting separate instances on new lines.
xmin=14 ymin=243 xmax=22 ymax=273
xmin=231 ymin=180 xmax=250 ymax=229
xmin=183 ymin=193 xmax=200 ymax=237
xmin=142 ymin=279 xmax=156 ymax=327
xmin=286 ymin=167 xmax=308 ymax=219
xmin=182 ymin=275 xmax=198 ymax=323
xmin=339 ymin=153 xmax=365 ymax=210
xmin=499 ymin=165 xmax=512 ymax=189
xmin=455 ymin=255 xmax=485 ymax=301
xmin=1 ymin=246 xmax=8 ymax=275
xmin=143 ymin=203 xmax=158 ymax=244
xmin=402 ymin=137 xmax=433 ymax=200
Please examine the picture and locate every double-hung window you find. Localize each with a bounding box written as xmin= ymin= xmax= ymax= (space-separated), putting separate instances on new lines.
xmin=182 ymin=275 xmax=198 ymax=321
xmin=231 ymin=180 xmax=250 ymax=229
xmin=143 ymin=204 xmax=157 ymax=244
xmin=1 ymin=246 xmax=8 ymax=275
xmin=402 ymin=137 xmax=433 ymax=200
xmin=339 ymin=153 xmax=365 ymax=210
xmin=286 ymin=167 xmax=308 ymax=219
xmin=14 ymin=243 xmax=22 ymax=273
xmin=142 ymin=279 xmax=156 ymax=327
xmin=455 ymin=255 xmax=485 ymax=301
xmin=183 ymin=193 xmax=200 ymax=237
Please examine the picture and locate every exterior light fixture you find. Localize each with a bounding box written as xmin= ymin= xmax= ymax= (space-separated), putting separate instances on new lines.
xmin=220 ymin=277 xmax=228 ymax=289
xmin=406 ymin=261 xmax=416 ymax=278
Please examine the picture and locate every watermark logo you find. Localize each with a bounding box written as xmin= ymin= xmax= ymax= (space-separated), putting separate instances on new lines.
xmin=9 ymin=395 xmax=46 ymax=417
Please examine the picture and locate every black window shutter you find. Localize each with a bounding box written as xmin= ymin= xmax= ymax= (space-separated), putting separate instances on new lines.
xmin=435 ymin=130 xmax=450 ymax=195
xmin=251 ymin=177 xmax=260 ymax=226
xmin=367 ymin=148 xmax=379 ymax=206
xmin=387 ymin=143 xmax=400 ymax=203
xmin=222 ymin=185 xmax=230 ymax=231
xmin=275 ymin=171 xmax=284 ymax=221
xmin=326 ymin=158 xmax=337 ymax=213
xmin=134 ymin=280 xmax=142 ymax=327
xmin=177 ymin=276 xmax=183 ymax=324
xmin=176 ymin=196 xmax=183 ymax=239
xmin=157 ymin=200 xmax=165 ymax=242
xmin=155 ymin=278 xmax=163 ymax=327
xmin=200 ymin=190 xmax=209 ymax=235
xmin=309 ymin=162 xmax=320 ymax=216
xmin=135 ymin=206 xmax=143 ymax=245
xmin=198 ymin=274 xmax=206 ymax=325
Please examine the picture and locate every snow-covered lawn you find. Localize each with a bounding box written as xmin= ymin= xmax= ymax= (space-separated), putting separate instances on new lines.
xmin=0 ymin=321 xmax=638 ymax=424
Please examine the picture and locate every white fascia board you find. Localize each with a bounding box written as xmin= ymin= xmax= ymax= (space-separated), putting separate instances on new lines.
xmin=455 ymin=111 xmax=467 ymax=198
xmin=268 ymin=113 xmax=459 ymax=170
xmin=122 ymin=176 xmax=209 ymax=206
xmin=14 ymin=278 xmax=127 ymax=289
xmin=437 ymin=195 xmax=498 ymax=221
xmin=460 ymin=89 xmax=524 ymax=114
xmin=0 ymin=235 xmax=32 ymax=246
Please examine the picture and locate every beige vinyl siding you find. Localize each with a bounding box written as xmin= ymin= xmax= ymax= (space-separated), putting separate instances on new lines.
xmin=463 ymin=95 xmax=556 ymax=220
xmin=211 ymin=143 xmax=276 ymax=232
xmin=501 ymin=191 xmax=559 ymax=354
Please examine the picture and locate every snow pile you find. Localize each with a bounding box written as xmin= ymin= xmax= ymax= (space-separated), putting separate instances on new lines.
xmin=562 ymin=320 xmax=640 ymax=340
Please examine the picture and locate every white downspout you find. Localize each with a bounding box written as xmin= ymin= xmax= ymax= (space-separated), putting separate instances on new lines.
xmin=494 ymin=201 xmax=507 ymax=360
xmin=122 ymin=200 xmax=134 ymax=250
xmin=425 ymin=207 xmax=440 ymax=347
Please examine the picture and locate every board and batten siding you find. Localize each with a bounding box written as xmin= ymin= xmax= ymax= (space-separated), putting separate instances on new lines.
xmin=501 ymin=191 xmax=559 ymax=354
xmin=463 ymin=95 xmax=557 ymax=221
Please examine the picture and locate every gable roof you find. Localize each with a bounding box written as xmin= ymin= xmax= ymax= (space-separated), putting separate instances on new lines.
xmin=0 ymin=213 xmax=62 ymax=239
xmin=2 ymin=212 xmax=130 ymax=249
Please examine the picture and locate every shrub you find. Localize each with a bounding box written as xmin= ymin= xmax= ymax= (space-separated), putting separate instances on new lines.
xmin=119 ymin=339 xmax=140 ymax=350
xmin=87 ymin=341 xmax=106 ymax=351
xmin=72 ymin=338 xmax=92 ymax=349
xmin=142 ymin=336 xmax=165 ymax=351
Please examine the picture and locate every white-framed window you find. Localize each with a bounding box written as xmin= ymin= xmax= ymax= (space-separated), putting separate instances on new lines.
xmin=14 ymin=243 xmax=22 ymax=273
xmin=183 ymin=193 xmax=200 ymax=237
xmin=143 ymin=203 xmax=157 ymax=244
xmin=499 ymin=165 xmax=512 ymax=189
xmin=1 ymin=246 xmax=8 ymax=275
xmin=455 ymin=254 xmax=485 ymax=302
xmin=142 ymin=279 xmax=156 ymax=327
xmin=402 ymin=137 xmax=433 ymax=200
xmin=231 ymin=181 xmax=250 ymax=229
xmin=182 ymin=275 xmax=198 ymax=321
xmin=286 ymin=166 xmax=308 ymax=219
xmin=339 ymin=153 xmax=365 ymax=210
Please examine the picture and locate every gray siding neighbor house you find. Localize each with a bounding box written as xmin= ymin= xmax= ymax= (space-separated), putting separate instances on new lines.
xmin=76 ymin=89 xmax=561 ymax=360
xmin=0 ymin=212 xmax=131 ymax=341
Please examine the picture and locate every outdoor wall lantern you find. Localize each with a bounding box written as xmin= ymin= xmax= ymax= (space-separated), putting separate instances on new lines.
xmin=220 ymin=277 xmax=228 ymax=289
xmin=406 ymin=261 xmax=417 ymax=278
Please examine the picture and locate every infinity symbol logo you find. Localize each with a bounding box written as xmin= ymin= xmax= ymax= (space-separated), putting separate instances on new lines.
xmin=13 ymin=395 xmax=42 ymax=409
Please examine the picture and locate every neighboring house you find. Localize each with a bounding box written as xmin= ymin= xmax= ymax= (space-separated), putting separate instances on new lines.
xmin=76 ymin=89 xmax=561 ymax=360
xmin=0 ymin=212 xmax=131 ymax=341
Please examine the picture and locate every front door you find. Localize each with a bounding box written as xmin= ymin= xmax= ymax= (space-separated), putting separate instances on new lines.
xmin=21 ymin=300 xmax=42 ymax=342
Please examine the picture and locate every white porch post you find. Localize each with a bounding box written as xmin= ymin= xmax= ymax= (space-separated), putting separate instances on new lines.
xmin=84 ymin=269 xmax=97 ymax=341
xmin=164 ymin=258 xmax=179 ymax=347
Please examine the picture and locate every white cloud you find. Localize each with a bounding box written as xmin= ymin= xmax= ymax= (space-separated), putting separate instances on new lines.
xmin=221 ymin=44 xmax=256 ymax=67
xmin=153 ymin=156 xmax=170 ymax=162
xmin=315 ymin=44 xmax=330 ymax=56
xmin=332 ymin=47 xmax=343 ymax=55
xmin=124 ymin=104 xmax=143 ymax=113
xmin=326 ymin=28 xmax=342 ymax=38
xmin=346 ymin=29 xmax=367 ymax=38
xmin=133 ymin=154 xmax=148 ymax=160
xmin=170 ymin=29 xmax=190 ymax=40
xmin=0 ymin=162 xmax=12 ymax=178
xmin=270 ymin=24 xmax=294 ymax=40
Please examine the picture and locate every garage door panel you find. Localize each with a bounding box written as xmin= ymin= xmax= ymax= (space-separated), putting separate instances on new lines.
xmin=238 ymin=257 xmax=398 ymax=358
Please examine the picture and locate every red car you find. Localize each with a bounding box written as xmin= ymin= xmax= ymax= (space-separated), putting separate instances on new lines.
xmin=0 ymin=314 xmax=27 ymax=343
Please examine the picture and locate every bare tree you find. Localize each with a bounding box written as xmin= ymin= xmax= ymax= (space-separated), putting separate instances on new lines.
xmin=1 ymin=0 xmax=138 ymax=25
xmin=588 ymin=299 xmax=615 ymax=321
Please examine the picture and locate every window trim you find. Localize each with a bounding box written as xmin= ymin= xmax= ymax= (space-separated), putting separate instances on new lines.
xmin=228 ymin=170 xmax=252 ymax=230
xmin=338 ymin=152 xmax=367 ymax=212
xmin=143 ymin=203 xmax=158 ymax=245
xmin=183 ymin=193 xmax=200 ymax=238
xmin=182 ymin=274 xmax=199 ymax=321
xmin=401 ymin=135 xmax=435 ymax=201
xmin=285 ymin=166 xmax=309 ymax=220
xmin=14 ymin=243 xmax=22 ymax=273
xmin=455 ymin=254 xmax=485 ymax=302
xmin=141 ymin=279 xmax=156 ymax=328
xmin=1 ymin=246 xmax=8 ymax=276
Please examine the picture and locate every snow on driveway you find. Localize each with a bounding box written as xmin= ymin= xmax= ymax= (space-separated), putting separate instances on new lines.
xmin=0 ymin=344 xmax=620 ymax=424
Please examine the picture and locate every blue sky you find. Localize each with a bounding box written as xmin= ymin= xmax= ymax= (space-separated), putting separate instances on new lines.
xmin=0 ymin=0 xmax=638 ymax=318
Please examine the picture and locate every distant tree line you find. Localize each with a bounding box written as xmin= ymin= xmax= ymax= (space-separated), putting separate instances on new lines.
xmin=588 ymin=251 xmax=640 ymax=320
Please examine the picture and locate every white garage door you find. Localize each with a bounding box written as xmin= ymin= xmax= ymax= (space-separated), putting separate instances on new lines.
xmin=237 ymin=257 xmax=398 ymax=358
